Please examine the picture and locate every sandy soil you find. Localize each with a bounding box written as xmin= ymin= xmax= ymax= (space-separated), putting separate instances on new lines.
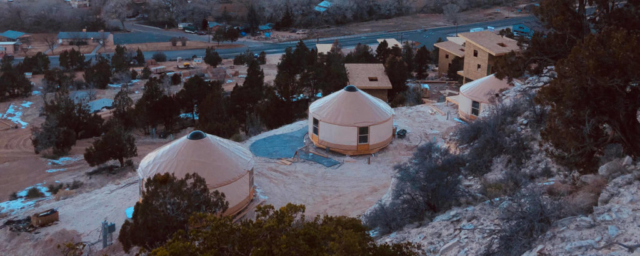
xmin=98 ymin=41 xmax=241 ymax=53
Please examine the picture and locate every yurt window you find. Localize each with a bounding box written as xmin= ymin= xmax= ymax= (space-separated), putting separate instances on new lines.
xmin=313 ymin=118 xmax=319 ymax=135
xmin=471 ymin=101 xmax=480 ymax=116
xmin=358 ymin=127 xmax=369 ymax=144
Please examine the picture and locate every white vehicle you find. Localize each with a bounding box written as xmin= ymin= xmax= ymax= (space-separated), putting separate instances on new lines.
xmin=487 ymin=26 xmax=495 ymax=32
xmin=296 ymin=29 xmax=308 ymax=34
xmin=178 ymin=23 xmax=193 ymax=29
xmin=470 ymin=27 xmax=484 ymax=32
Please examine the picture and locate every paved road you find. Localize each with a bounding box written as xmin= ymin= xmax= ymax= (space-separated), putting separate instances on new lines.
xmin=15 ymin=16 xmax=538 ymax=67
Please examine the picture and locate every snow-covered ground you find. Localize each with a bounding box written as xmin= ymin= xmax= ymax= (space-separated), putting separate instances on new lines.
xmin=0 ymin=101 xmax=33 ymax=129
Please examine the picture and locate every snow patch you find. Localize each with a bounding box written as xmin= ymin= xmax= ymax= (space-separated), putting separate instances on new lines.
xmin=254 ymin=187 xmax=268 ymax=200
xmin=46 ymin=168 xmax=67 ymax=173
xmin=47 ymin=155 xmax=83 ymax=166
xmin=0 ymin=184 xmax=52 ymax=214
xmin=0 ymin=102 xmax=31 ymax=129
xmin=21 ymin=101 xmax=33 ymax=108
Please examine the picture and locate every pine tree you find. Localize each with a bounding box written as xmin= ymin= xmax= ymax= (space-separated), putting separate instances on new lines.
xmin=204 ymin=47 xmax=222 ymax=67
xmin=118 ymin=173 xmax=228 ymax=253
xmin=84 ymin=121 xmax=137 ymax=167
xmin=385 ymin=55 xmax=409 ymax=101
xmin=247 ymin=5 xmax=260 ymax=35
xmin=402 ymin=42 xmax=415 ymax=76
xmin=414 ymin=46 xmax=430 ymax=80
xmin=113 ymin=90 xmax=136 ymax=130
xmin=376 ymin=40 xmax=390 ymax=63
xmin=111 ymin=45 xmax=129 ymax=73
xmin=136 ymin=48 xmax=145 ymax=66
xmin=84 ymin=54 xmax=112 ymax=89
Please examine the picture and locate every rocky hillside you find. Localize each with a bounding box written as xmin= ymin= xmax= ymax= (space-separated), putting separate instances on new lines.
xmin=375 ymin=68 xmax=640 ymax=256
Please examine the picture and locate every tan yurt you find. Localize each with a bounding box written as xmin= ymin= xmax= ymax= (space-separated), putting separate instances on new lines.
xmin=137 ymin=130 xmax=255 ymax=216
xmin=308 ymin=85 xmax=394 ymax=155
xmin=446 ymin=74 xmax=511 ymax=121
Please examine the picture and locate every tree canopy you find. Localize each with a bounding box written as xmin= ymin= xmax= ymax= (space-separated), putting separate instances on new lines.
xmin=151 ymin=203 xmax=419 ymax=256
xmin=119 ymin=173 xmax=228 ymax=253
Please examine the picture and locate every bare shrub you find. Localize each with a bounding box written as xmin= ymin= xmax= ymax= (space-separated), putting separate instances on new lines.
xmin=599 ymin=144 xmax=625 ymax=165
xmin=364 ymin=142 xmax=466 ymax=235
xmin=481 ymin=169 xmax=530 ymax=199
xmin=26 ymin=187 xmax=44 ymax=199
xmin=455 ymin=99 xmax=532 ymax=176
xmin=483 ymin=190 xmax=565 ymax=256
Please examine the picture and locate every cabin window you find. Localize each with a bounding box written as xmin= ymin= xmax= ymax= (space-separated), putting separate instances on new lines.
xmin=473 ymin=50 xmax=478 ymax=57
xmin=358 ymin=127 xmax=369 ymax=144
xmin=368 ymin=77 xmax=378 ymax=82
xmin=445 ymin=54 xmax=449 ymax=59
xmin=471 ymin=101 xmax=480 ymax=116
xmin=313 ymin=118 xmax=319 ymax=135
xmin=477 ymin=64 xmax=482 ymax=71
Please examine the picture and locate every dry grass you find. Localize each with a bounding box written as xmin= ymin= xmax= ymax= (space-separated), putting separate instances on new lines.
xmin=99 ymin=41 xmax=242 ymax=53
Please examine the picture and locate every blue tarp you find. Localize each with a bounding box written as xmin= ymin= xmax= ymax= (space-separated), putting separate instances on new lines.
xmin=250 ymin=126 xmax=340 ymax=167
xmin=125 ymin=207 xmax=134 ymax=219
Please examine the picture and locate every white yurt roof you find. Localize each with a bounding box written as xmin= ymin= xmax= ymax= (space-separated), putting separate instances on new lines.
xmin=460 ymin=74 xmax=511 ymax=103
xmin=309 ymin=85 xmax=394 ymax=126
xmin=137 ymin=131 xmax=255 ymax=189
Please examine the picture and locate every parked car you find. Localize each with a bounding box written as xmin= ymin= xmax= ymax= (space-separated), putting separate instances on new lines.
xmin=197 ymin=31 xmax=206 ymax=35
xmin=290 ymin=29 xmax=297 ymax=33
xmin=296 ymin=29 xmax=308 ymax=34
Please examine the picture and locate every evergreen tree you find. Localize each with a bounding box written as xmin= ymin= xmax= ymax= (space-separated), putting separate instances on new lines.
xmin=385 ymin=55 xmax=409 ymax=102
xmin=537 ymin=28 xmax=640 ymax=173
xmin=247 ymin=5 xmax=260 ymax=35
xmin=33 ymin=92 xmax=103 ymax=155
xmin=111 ymin=45 xmax=129 ymax=73
xmin=135 ymin=48 xmax=145 ymax=66
xmin=21 ymin=52 xmax=50 ymax=74
xmin=258 ymin=51 xmax=267 ymax=64
xmin=113 ymin=89 xmax=136 ymax=130
xmin=345 ymin=43 xmax=376 ymax=63
xmin=135 ymin=78 xmax=165 ymax=133
xmin=213 ymin=27 xmax=226 ymax=45
xmin=84 ymin=121 xmax=137 ymax=167
xmin=59 ymin=50 xmax=71 ymax=70
xmin=229 ymin=60 xmax=264 ymax=129
xmin=275 ymin=5 xmax=294 ymax=30
xmin=141 ymin=66 xmax=152 ymax=79
xmin=0 ymin=59 xmax=32 ymax=100
xmin=447 ymin=57 xmax=463 ymax=82
xmin=402 ymin=42 xmax=415 ymax=76
xmin=376 ymin=40 xmax=390 ymax=63
xmin=118 ymin=173 xmax=228 ymax=253
xmin=84 ymin=55 xmax=112 ymax=89
xmin=201 ymin=18 xmax=209 ymax=32
xmin=150 ymin=203 xmax=419 ymax=256
xmin=414 ymin=46 xmax=431 ymax=80
xmin=225 ymin=27 xmax=240 ymax=43
xmin=204 ymin=47 xmax=222 ymax=67
xmin=43 ymin=68 xmax=74 ymax=93
xmin=177 ymin=76 xmax=216 ymax=119
xmin=197 ymin=83 xmax=239 ymax=138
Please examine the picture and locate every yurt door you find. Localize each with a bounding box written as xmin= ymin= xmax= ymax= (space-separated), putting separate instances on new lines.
xmin=357 ymin=127 xmax=370 ymax=151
